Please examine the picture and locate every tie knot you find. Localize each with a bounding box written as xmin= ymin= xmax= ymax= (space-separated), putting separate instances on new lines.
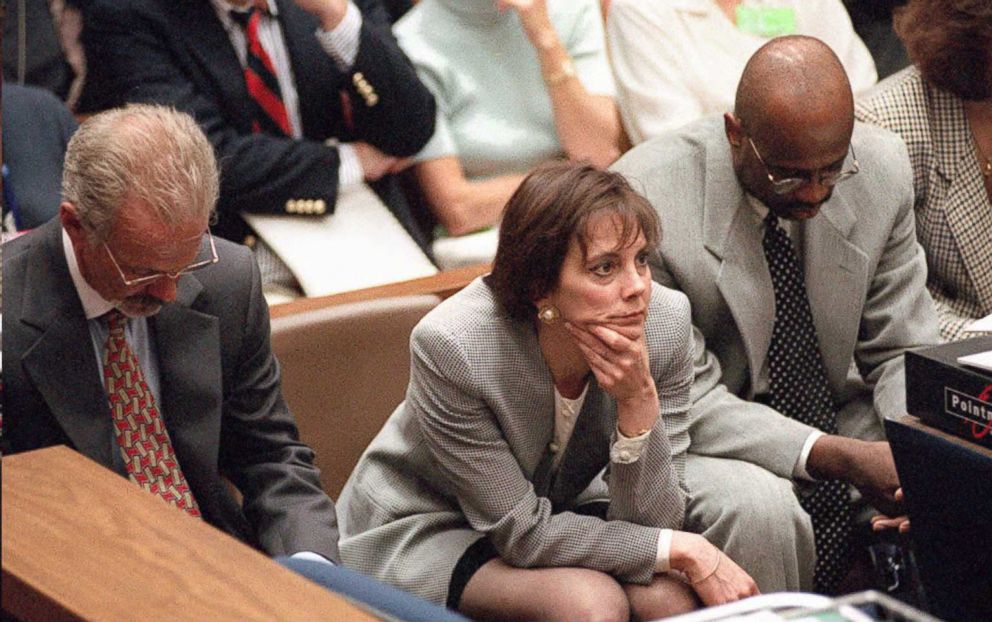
xmin=763 ymin=211 xmax=780 ymax=230
xmin=105 ymin=309 xmax=127 ymax=336
xmin=229 ymin=3 xmax=266 ymax=27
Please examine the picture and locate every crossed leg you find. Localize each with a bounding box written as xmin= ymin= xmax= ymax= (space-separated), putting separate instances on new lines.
xmin=459 ymin=558 xmax=699 ymax=622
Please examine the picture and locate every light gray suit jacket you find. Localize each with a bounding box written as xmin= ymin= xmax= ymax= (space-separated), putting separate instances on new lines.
xmin=612 ymin=117 xmax=941 ymax=479
xmin=338 ymin=278 xmax=694 ymax=604
xmin=856 ymin=67 xmax=992 ymax=341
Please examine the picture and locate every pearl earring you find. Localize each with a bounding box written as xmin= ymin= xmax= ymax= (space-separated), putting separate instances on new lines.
xmin=538 ymin=305 xmax=560 ymax=325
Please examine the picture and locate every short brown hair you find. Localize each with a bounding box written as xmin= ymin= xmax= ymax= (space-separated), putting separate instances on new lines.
xmin=489 ymin=161 xmax=660 ymax=321
xmin=895 ymin=0 xmax=992 ymax=101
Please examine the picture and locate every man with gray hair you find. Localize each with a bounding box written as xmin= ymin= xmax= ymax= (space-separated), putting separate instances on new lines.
xmin=2 ymin=104 xmax=472 ymax=620
xmin=1 ymin=103 xmax=339 ymax=558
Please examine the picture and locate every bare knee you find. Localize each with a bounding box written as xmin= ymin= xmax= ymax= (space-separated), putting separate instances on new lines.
xmin=626 ymin=575 xmax=699 ymax=621
xmin=554 ymin=572 xmax=630 ymax=622
xmin=460 ymin=562 xmax=629 ymax=622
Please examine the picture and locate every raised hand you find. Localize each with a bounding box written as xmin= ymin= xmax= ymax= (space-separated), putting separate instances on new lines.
xmin=292 ymin=0 xmax=349 ymax=30
xmin=565 ymin=321 xmax=653 ymax=403
xmin=495 ymin=0 xmax=554 ymax=47
xmin=565 ymin=320 xmax=658 ymax=437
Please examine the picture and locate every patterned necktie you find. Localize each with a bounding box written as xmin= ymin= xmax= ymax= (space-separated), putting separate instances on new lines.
xmin=230 ymin=6 xmax=292 ymax=136
xmin=762 ymin=212 xmax=852 ymax=593
xmin=103 ymin=310 xmax=201 ymax=517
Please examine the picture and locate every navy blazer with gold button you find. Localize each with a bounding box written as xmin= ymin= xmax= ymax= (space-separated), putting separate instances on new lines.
xmin=80 ymin=0 xmax=436 ymax=245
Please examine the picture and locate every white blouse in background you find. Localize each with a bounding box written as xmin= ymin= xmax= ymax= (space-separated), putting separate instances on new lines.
xmin=607 ymin=0 xmax=878 ymax=144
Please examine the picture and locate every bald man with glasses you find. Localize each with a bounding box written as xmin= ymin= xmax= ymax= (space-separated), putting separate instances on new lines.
xmin=612 ymin=36 xmax=940 ymax=595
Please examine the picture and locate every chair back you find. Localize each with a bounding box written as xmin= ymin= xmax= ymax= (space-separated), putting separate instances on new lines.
xmin=270 ymin=294 xmax=442 ymax=498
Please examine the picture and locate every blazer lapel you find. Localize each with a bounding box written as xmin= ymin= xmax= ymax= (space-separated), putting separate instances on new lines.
xmin=929 ymin=89 xmax=992 ymax=312
xmin=548 ymin=378 xmax=613 ymax=509
xmin=804 ymin=191 xmax=869 ymax=393
xmin=511 ymin=326 xmax=556 ymax=485
xmin=180 ymin=0 xmax=254 ymax=130
xmin=19 ymin=222 xmax=114 ymax=467
xmin=151 ymin=274 xmax=224 ymax=491
xmin=704 ymin=145 xmax=776 ymax=392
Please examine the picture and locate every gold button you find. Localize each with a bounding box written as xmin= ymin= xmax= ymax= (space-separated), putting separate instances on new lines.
xmin=549 ymin=442 xmax=559 ymax=453
xmin=367 ymin=93 xmax=379 ymax=106
xmin=315 ymin=200 xmax=327 ymax=214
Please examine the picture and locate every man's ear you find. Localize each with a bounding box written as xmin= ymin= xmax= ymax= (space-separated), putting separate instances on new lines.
xmin=60 ymin=202 xmax=89 ymax=254
xmin=724 ymin=113 xmax=743 ymax=148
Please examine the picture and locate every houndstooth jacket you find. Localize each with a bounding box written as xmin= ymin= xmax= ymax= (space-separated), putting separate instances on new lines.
xmin=337 ymin=277 xmax=694 ymax=604
xmin=856 ymin=67 xmax=992 ymax=341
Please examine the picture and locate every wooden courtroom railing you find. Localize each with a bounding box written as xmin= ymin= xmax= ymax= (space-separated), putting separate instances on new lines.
xmin=895 ymin=412 xmax=992 ymax=457
xmin=1 ymin=446 xmax=379 ymax=622
xmin=269 ymin=262 xmax=490 ymax=319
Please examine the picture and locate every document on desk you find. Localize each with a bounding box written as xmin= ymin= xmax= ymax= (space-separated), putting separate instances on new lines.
xmin=432 ymin=228 xmax=499 ymax=270
xmin=964 ymin=313 xmax=992 ymax=333
xmin=957 ymin=349 xmax=992 ymax=373
xmin=242 ymin=184 xmax=437 ymax=297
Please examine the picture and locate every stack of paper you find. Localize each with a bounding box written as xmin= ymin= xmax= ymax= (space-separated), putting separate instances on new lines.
xmin=964 ymin=314 xmax=992 ymax=334
xmin=242 ymin=184 xmax=437 ymax=297
xmin=957 ymin=350 xmax=992 ymax=373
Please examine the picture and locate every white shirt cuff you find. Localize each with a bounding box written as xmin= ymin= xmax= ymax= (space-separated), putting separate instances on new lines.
xmin=793 ymin=430 xmax=825 ymax=482
xmin=314 ymin=1 xmax=362 ymax=71
xmin=290 ymin=551 xmax=335 ymax=566
xmin=610 ymin=426 xmax=651 ymax=464
xmin=336 ymin=142 xmax=364 ymax=187
xmin=655 ymin=528 xmax=673 ymax=573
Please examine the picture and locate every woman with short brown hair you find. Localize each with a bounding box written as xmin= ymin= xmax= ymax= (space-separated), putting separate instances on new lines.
xmin=338 ymin=161 xmax=757 ymax=620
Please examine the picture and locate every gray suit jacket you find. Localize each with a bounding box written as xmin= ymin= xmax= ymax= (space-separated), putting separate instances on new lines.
xmin=612 ymin=117 xmax=941 ymax=478
xmin=338 ymin=278 xmax=694 ymax=604
xmin=2 ymin=219 xmax=340 ymax=562
xmin=856 ymin=67 xmax=992 ymax=341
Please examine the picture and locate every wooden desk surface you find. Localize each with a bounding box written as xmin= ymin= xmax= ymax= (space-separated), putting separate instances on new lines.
xmin=269 ymin=262 xmax=490 ymax=319
xmin=1 ymin=446 xmax=378 ymax=622
xmin=893 ymin=413 xmax=992 ymax=459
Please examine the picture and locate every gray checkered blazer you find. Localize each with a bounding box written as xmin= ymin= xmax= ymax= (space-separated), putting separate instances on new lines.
xmin=337 ymin=277 xmax=694 ymax=604
xmin=856 ymin=67 xmax=992 ymax=341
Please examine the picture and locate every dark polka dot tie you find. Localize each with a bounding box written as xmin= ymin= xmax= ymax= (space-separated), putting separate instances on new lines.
xmin=763 ymin=213 xmax=852 ymax=594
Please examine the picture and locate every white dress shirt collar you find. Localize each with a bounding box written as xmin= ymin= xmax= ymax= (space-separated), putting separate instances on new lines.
xmin=211 ymin=0 xmax=279 ymax=22
xmin=62 ymin=227 xmax=116 ymax=320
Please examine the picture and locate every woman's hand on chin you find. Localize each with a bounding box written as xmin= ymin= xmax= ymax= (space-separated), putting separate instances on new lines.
xmin=564 ymin=321 xmax=654 ymax=404
xmin=670 ymin=532 xmax=760 ymax=606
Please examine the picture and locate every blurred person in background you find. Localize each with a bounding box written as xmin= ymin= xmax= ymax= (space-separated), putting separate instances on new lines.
xmin=608 ymin=0 xmax=877 ymax=144
xmin=856 ymin=0 xmax=992 ymax=341
xmin=395 ymin=0 xmax=622 ymax=268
